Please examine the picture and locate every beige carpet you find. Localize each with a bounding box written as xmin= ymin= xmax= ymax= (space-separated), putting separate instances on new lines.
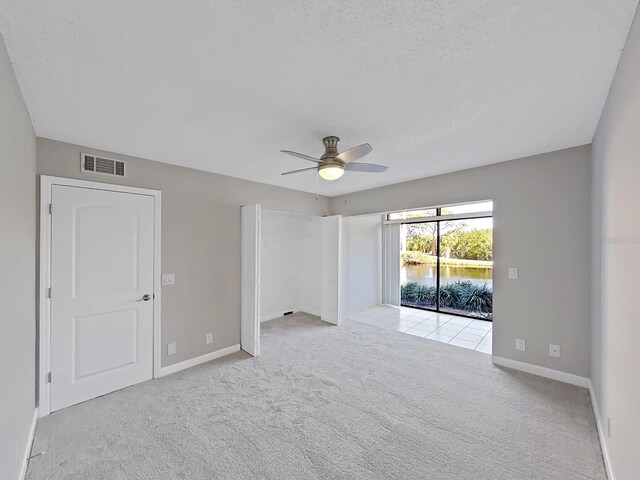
xmin=27 ymin=313 xmax=605 ymax=479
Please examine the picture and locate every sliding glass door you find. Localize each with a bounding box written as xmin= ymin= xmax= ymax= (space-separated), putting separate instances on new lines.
xmin=399 ymin=222 xmax=438 ymax=309
xmin=438 ymin=217 xmax=493 ymax=318
xmin=396 ymin=202 xmax=493 ymax=320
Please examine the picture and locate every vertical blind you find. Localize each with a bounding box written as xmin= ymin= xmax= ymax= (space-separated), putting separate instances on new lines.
xmin=382 ymin=223 xmax=400 ymax=305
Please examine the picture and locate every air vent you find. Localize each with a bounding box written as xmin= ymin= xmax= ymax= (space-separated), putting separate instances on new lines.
xmin=81 ymin=153 xmax=125 ymax=177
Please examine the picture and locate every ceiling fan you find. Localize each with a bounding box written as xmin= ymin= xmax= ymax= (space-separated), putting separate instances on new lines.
xmin=280 ymin=136 xmax=388 ymax=181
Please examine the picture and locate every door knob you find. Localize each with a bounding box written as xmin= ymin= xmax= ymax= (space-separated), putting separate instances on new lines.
xmin=137 ymin=294 xmax=152 ymax=302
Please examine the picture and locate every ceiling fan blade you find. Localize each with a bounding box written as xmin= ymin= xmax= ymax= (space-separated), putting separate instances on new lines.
xmin=280 ymin=150 xmax=321 ymax=164
xmin=281 ymin=166 xmax=318 ymax=176
xmin=344 ymin=162 xmax=388 ymax=172
xmin=335 ymin=143 xmax=373 ymax=163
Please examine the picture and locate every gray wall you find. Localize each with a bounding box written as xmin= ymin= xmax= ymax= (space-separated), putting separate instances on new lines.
xmin=592 ymin=5 xmax=640 ymax=479
xmin=331 ymin=146 xmax=592 ymax=377
xmin=37 ymin=138 xmax=331 ymax=367
xmin=0 ymin=34 xmax=37 ymax=479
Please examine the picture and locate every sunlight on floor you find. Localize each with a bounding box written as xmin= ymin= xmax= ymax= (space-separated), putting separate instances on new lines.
xmin=349 ymin=305 xmax=492 ymax=354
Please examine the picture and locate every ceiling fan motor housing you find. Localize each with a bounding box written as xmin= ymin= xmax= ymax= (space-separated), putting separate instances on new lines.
xmin=320 ymin=136 xmax=341 ymax=162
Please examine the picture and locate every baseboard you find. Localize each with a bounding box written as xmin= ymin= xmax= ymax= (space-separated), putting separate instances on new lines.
xmin=261 ymin=308 xmax=321 ymax=323
xmin=491 ymin=356 xmax=591 ymax=388
xmin=588 ymin=382 xmax=614 ymax=480
xmin=261 ymin=311 xmax=292 ymax=322
xmin=19 ymin=408 xmax=38 ymax=480
xmin=157 ymin=344 xmax=240 ymax=378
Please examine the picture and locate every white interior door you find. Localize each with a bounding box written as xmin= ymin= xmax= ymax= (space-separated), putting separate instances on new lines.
xmin=321 ymin=215 xmax=342 ymax=325
xmin=50 ymin=185 xmax=155 ymax=411
xmin=241 ymin=205 xmax=261 ymax=356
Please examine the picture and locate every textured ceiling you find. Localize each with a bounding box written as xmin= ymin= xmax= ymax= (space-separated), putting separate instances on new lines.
xmin=0 ymin=0 xmax=638 ymax=196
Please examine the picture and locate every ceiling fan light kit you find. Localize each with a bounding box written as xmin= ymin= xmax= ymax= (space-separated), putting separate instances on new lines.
xmin=280 ymin=135 xmax=388 ymax=181
xmin=318 ymin=163 xmax=344 ymax=180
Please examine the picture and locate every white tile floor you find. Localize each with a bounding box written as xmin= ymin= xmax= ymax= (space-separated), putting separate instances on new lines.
xmin=349 ymin=305 xmax=492 ymax=354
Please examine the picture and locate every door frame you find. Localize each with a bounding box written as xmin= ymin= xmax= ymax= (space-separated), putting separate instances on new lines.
xmin=385 ymin=206 xmax=493 ymax=320
xmin=38 ymin=175 xmax=162 ymax=417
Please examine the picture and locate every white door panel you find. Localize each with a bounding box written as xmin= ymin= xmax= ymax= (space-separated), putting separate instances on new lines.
xmin=73 ymin=308 xmax=138 ymax=380
xmin=321 ymin=215 xmax=342 ymax=325
xmin=73 ymin=205 xmax=140 ymax=295
xmin=240 ymin=205 xmax=261 ymax=356
xmin=50 ymin=185 xmax=155 ymax=411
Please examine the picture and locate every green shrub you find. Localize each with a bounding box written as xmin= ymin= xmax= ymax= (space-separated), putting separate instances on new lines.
xmin=461 ymin=282 xmax=492 ymax=313
xmin=401 ymin=282 xmax=437 ymax=305
xmin=401 ymin=281 xmax=493 ymax=316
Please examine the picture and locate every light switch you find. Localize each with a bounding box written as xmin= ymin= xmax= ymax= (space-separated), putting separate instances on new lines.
xmin=508 ymin=268 xmax=518 ymax=280
xmin=162 ymin=273 xmax=175 ymax=285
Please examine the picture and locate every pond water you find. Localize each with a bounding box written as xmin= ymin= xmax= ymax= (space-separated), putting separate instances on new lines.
xmin=401 ymin=263 xmax=493 ymax=287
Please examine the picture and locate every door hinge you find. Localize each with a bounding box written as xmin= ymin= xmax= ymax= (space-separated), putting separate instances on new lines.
xmin=49 ymin=203 xmax=52 ymax=214
xmin=47 ymin=287 xmax=52 ymax=299
xmin=47 ymin=372 xmax=51 ymax=383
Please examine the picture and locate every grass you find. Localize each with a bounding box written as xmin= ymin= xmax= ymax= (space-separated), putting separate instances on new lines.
xmin=401 ymin=281 xmax=493 ymax=318
xmin=401 ymin=251 xmax=493 ymax=267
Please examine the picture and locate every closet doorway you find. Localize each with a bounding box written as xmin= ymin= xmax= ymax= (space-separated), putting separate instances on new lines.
xmin=240 ymin=205 xmax=341 ymax=356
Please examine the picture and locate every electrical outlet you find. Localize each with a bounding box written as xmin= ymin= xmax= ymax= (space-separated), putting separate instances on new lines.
xmin=162 ymin=273 xmax=176 ymax=286
xmin=206 ymin=333 xmax=213 ymax=345
xmin=549 ymin=344 xmax=560 ymax=357
xmin=167 ymin=342 xmax=176 ymax=355
xmin=508 ymin=267 xmax=519 ymax=280
xmin=516 ymin=339 xmax=526 ymax=351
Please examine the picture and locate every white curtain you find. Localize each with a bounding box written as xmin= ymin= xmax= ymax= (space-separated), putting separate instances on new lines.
xmin=382 ymin=223 xmax=401 ymax=306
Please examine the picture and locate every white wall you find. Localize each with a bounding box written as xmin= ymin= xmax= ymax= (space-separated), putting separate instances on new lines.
xmin=300 ymin=216 xmax=322 ymax=316
xmin=331 ymin=146 xmax=591 ymax=378
xmin=342 ymin=215 xmax=382 ymax=315
xmin=260 ymin=210 xmax=321 ymax=320
xmin=0 ymin=33 xmax=36 ymax=480
xmin=591 ymin=5 xmax=640 ymax=479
